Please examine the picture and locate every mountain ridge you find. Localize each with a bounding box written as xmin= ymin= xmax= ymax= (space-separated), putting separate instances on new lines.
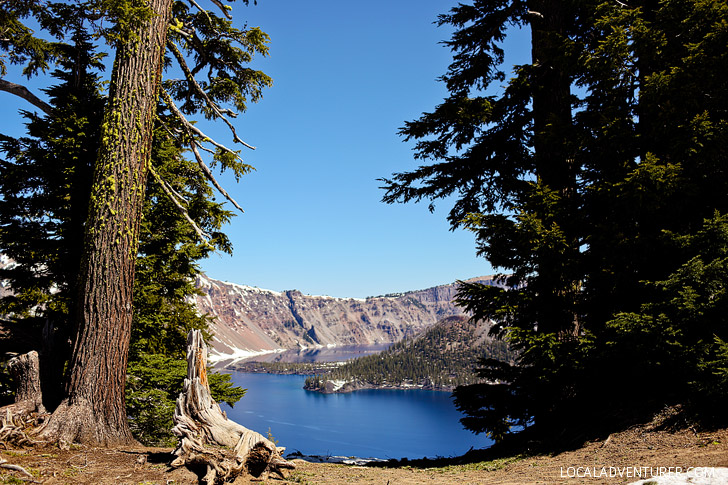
xmin=192 ymin=273 xmax=500 ymax=363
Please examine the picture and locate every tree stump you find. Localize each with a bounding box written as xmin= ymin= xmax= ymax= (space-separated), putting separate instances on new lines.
xmin=0 ymin=351 xmax=47 ymax=450
xmin=6 ymin=351 xmax=45 ymax=416
xmin=170 ymin=330 xmax=295 ymax=483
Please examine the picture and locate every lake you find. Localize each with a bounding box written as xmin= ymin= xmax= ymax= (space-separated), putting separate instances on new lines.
xmin=221 ymin=371 xmax=494 ymax=459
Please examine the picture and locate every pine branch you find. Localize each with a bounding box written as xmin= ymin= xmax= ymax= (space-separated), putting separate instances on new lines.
xmin=167 ymin=39 xmax=253 ymax=147
xmin=161 ymin=83 xmax=251 ymax=159
xmin=160 ymin=89 xmax=245 ymax=214
xmin=189 ymin=138 xmax=245 ymax=213
xmin=148 ymin=163 xmax=214 ymax=247
xmin=0 ymin=79 xmax=52 ymax=115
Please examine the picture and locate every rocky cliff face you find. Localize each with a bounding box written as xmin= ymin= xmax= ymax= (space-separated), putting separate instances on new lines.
xmin=1 ymin=253 xmax=500 ymax=362
xmin=193 ymin=274 xmax=500 ymax=361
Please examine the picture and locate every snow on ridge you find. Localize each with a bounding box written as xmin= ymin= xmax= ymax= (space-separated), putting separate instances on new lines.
xmin=216 ymin=279 xmax=283 ymax=297
xmin=208 ymin=345 xmax=285 ymax=364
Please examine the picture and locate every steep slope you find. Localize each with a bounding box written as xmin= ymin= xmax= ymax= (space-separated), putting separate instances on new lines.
xmin=1 ymin=253 xmax=501 ymax=363
xmin=192 ymin=274 xmax=500 ymax=361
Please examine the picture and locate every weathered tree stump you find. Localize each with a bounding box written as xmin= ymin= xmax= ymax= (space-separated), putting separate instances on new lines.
xmin=170 ymin=330 xmax=295 ymax=483
xmin=0 ymin=351 xmax=48 ymax=451
xmin=4 ymin=351 xmax=45 ymax=416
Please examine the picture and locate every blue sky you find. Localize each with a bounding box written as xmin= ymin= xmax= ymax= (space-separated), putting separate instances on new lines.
xmin=2 ymin=1 xmax=531 ymax=298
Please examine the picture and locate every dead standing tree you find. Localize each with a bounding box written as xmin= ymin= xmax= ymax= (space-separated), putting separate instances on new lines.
xmin=171 ymin=330 xmax=295 ymax=482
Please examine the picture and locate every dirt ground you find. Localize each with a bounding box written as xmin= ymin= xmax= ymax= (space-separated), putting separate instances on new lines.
xmin=1 ymin=418 xmax=727 ymax=485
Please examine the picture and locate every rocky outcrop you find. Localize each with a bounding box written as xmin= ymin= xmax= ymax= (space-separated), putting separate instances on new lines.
xmin=192 ymin=274 xmax=500 ymax=361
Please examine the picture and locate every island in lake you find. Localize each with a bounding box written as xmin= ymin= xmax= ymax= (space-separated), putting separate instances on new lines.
xmin=230 ymin=315 xmax=514 ymax=394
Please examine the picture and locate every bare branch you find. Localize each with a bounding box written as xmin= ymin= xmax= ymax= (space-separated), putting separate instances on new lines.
xmin=167 ymin=40 xmax=251 ymax=147
xmin=0 ymin=78 xmax=52 ymax=115
xmin=210 ymin=0 xmax=233 ymax=19
xmin=160 ymin=84 xmax=253 ymax=160
xmin=186 ymin=0 xmax=214 ymax=26
xmin=0 ymin=459 xmax=33 ymax=478
xmin=148 ymin=163 xmax=215 ymax=247
xmin=189 ymin=139 xmax=245 ymax=213
xmin=160 ymin=89 xmax=246 ymax=214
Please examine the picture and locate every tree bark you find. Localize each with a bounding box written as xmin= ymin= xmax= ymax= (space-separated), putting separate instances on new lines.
xmin=37 ymin=0 xmax=174 ymax=446
xmin=171 ymin=330 xmax=295 ymax=483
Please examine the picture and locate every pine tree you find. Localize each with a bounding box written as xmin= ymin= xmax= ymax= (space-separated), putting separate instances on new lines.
xmin=383 ymin=0 xmax=728 ymax=442
xmin=1 ymin=0 xmax=271 ymax=445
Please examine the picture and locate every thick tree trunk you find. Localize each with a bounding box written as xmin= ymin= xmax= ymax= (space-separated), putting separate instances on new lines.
xmin=38 ymin=0 xmax=174 ymax=446
xmin=171 ymin=330 xmax=295 ymax=483
xmin=528 ymin=0 xmax=579 ymax=336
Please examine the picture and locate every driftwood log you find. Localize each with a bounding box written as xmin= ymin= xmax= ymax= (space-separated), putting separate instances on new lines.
xmin=170 ymin=330 xmax=295 ymax=483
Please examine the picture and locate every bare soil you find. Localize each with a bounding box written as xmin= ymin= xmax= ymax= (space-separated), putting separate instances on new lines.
xmin=2 ymin=417 xmax=727 ymax=484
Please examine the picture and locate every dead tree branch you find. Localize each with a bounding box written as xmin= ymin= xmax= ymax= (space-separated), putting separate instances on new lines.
xmin=160 ymin=89 xmax=246 ymax=213
xmin=0 ymin=79 xmax=53 ymax=115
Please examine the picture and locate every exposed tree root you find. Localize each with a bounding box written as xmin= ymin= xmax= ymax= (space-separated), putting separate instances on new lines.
xmin=170 ymin=330 xmax=295 ymax=483
xmin=35 ymin=398 xmax=136 ymax=447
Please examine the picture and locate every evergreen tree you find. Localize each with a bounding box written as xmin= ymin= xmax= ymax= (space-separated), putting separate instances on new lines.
xmin=383 ymin=0 xmax=728 ymax=443
xmin=0 ymin=0 xmax=270 ymax=445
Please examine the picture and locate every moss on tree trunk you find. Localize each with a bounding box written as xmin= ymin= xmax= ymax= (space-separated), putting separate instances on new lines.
xmin=38 ymin=0 xmax=174 ymax=446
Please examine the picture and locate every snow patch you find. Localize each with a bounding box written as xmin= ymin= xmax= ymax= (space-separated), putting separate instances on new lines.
xmin=329 ymin=379 xmax=347 ymax=392
xmin=208 ymin=346 xmax=285 ymax=365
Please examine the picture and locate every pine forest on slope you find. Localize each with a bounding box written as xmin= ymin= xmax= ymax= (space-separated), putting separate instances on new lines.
xmin=302 ymin=315 xmax=514 ymax=393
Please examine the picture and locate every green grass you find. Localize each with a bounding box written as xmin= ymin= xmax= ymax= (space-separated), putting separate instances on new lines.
xmin=426 ymin=455 xmax=524 ymax=473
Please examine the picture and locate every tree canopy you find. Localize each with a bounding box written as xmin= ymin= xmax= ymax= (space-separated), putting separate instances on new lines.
xmin=383 ymin=0 xmax=728 ymax=443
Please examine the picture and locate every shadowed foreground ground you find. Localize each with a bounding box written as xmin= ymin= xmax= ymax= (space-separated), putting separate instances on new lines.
xmin=1 ymin=416 xmax=727 ymax=484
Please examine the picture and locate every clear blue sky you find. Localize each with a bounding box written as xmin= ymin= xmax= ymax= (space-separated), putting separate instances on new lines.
xmin=2 ymin=1 xmax=531 ymax=298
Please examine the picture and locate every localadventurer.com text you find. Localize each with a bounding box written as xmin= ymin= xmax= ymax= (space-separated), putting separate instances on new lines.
xmin=560 ymin=466 xmax=716 ymax=480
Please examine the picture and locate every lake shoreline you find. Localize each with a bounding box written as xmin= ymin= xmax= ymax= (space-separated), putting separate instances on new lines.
xmin=225 ymin=362 xmax=456 ymax=394
xmin=302 ymin=377 xmax=455 ymax=394
xmin=222 ymin=372 xmax=491 ymax=458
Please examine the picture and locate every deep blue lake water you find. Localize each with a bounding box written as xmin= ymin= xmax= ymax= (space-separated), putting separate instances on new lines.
xmin=220 ymin=372 xmax=494 ymax=459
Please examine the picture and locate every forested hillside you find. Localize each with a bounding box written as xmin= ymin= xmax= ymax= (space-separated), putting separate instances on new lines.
xmin=303 ymin=315 xmax=513 ymax=393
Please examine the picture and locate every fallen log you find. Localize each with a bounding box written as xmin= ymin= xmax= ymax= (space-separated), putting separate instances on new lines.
xmin=170 ymin=330 xmax=295 ymax=483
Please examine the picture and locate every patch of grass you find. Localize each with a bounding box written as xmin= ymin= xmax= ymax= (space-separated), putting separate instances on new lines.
xmin=0 ymin=476 xmax=25 ymax=485
xmin=61 ymin=467 xmax=79 ymax=478
xmin=428 ymin=455 xmax=525 ymax=473
xmin=0 ymin=451 xmax=24 ymax=458
xmin=288 ymin=471 xmax=314 ymax=484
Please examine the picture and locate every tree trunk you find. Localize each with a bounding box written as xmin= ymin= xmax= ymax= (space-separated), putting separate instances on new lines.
xmin=171 ymin=330 xmax=295 ymax=483
xmin=38 ymin=0 xmax=174 ymax=446
xmin=528 ymin=0 xmax=579 ymax=336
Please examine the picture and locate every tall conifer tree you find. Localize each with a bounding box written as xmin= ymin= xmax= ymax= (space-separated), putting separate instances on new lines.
xmin=1 ymin=0 xmax=271 ymax=445
xmin=384 ymin=0 xmax=728 ymax=442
